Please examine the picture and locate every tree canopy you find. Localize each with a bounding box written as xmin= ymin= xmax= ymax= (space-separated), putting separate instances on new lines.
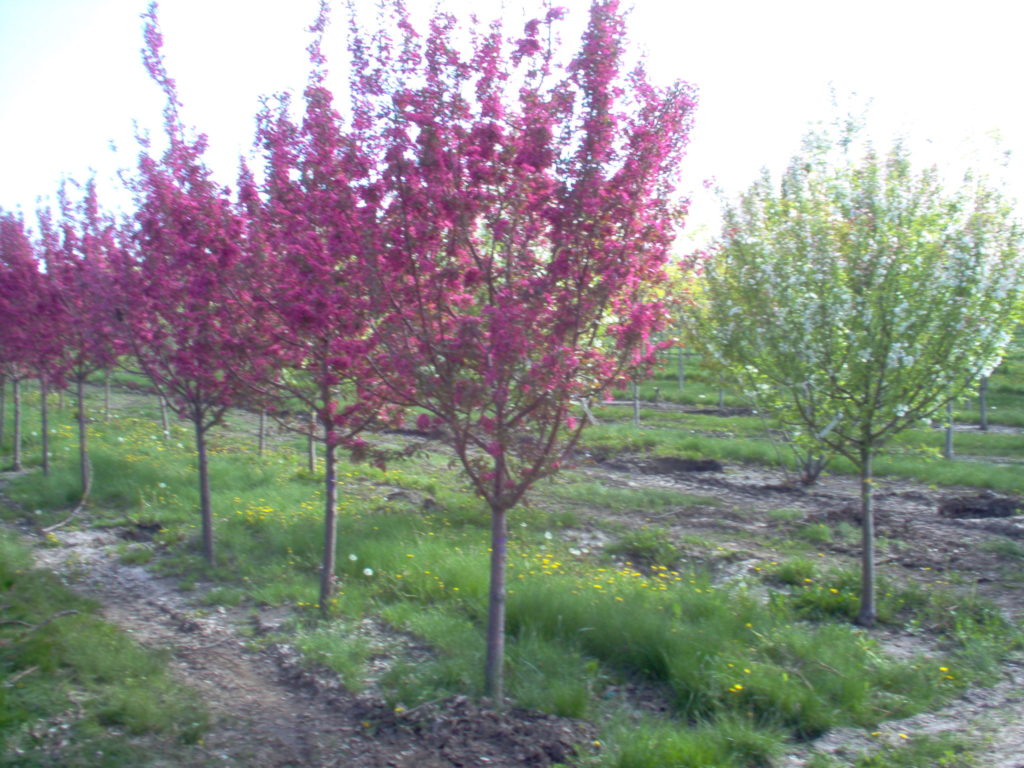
xmin=688 ymin=123 xmax=1024 ymax=625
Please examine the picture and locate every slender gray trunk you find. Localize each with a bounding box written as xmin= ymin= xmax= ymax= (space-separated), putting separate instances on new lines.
xmin=718 ymin=379 xmax=725 ymax=410
xmin=308 ymin=410 xmax=317 ymax=473
xmin=159 ymin=395 xmax=170 ymax=439
xmin=0 ymin=374 xmax=6 ymax=448
xmin=856 ymin=451 xmax=876 ymax=627
xmin=577 ymin=399 xmax=599 ymax=426
xmin=12 ymin=378 xmax=22 ymax=471
xmin=631 ymin=381 xmax=640 ymax=427
xmin=677 ymin=347 xmax=685 ymax=390
xmin=319 ymin=439 xmax=337 ymax=616
xmin=258 ymin=408 xmax=266 ymax=456
xmin=943 ymin=401 xmax=954 ymax=459
xmin=484 ymin=503 xmax=508 ymax=704
xmin=978 ymin=377 xmax=989 ymax=431
xmin=194 ymin=417 xmax=214 ymax=566
xmin=58 ymin=388 xmax=65 ymax=411
xmin=40 ymin=375 xmax=50 ymax=476
xmin=104 ymin=371 xmax=111 ymax=422
xmin=77 ymin=377 xmax=91 ymax=498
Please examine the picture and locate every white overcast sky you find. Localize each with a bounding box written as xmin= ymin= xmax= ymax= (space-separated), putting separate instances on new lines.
xmin=1 ymin=0 xmax=1022 ymax=248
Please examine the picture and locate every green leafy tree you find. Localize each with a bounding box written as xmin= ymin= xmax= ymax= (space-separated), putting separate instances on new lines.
xmin=689 ymin=125 xmax=1024 ymax=626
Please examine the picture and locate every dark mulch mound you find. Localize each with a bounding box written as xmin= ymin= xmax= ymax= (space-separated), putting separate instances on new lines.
xmin=807 ymin=504 xmax=900 ymax=529
xmin=119 ymin=521 xmax=163 ymax=541
xmin=604 ymin=455 xmax=723 ymax=475
xmin=386 ymin=696 xmax=597 ymax=767
xmin=938 ymin=492 xmax=1023 ymax=519
xmin=269 ymin=644 xmax=597 ymax=768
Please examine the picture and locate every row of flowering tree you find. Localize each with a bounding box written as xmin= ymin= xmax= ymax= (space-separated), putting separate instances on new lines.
xmin=0 ymin=0 xmax=687 ymax=704
xmin=1 ymin=195 xmax=126 ymax=520
xmin=0 ymin=210 xmax=44 ymax=474
xmin=5 ymin=0 xmax=1023 ymax=704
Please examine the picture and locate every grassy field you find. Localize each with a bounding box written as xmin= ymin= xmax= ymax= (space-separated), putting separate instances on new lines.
xmin=1 ymin=352 xmax=1022 ymax=766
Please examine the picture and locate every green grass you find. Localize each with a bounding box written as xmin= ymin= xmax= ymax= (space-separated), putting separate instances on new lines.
xmin=894 ymin=427 xmax=1024 ymax=460
xmin=576 ymin=420 xmax=1024 ymax=495
xmin=542 ymin=478 xmax=719 ymax=512
xmin=591 ymin=715 xmax=786 ymax=768
xmin=290 ymin=620 xmax=372 ymax=692
xmin=0 ymin=531 xmax=207 ymax=767
xmin=580 ymin=344 xmax=1024 ymax=496
xmin=3 ymin=377 xmax=1023 ymax=767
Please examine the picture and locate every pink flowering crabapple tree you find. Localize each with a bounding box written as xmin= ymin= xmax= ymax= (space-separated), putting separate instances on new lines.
xmin=352 ymin=0 xmax=695 ymax=699
xmin=39 ymin=180 xmax=123 ymax=498
xmin=0 ymin=211 xmax=49 ymax=473
xmin=237 ymin=11 xmax=403 ymax=614
xmin=116 ymin=4 xmax=253 ymax=566
xmin=691 ymin=124 xmax=1024 ymax=627
xmin=30 ymin=210 xmax=67 ymax=480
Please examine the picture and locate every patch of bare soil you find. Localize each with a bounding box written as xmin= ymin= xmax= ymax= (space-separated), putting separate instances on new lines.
xmin=9 ymin=515 xmax=595 ymax=768
xmin=587 ymin=453 xmax=1024 ymax=598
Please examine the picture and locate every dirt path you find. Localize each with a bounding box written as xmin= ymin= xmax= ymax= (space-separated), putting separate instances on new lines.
xmin=9 ymin=493 xmax=593 ymax=767
xmin=28 ymin=526 xmax=360 ymax=767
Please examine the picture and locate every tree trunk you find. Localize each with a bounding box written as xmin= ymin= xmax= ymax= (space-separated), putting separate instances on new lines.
xmin=159 ymin=395 xmax=170 ymax=439
xmin=484 ymin=503 xmax=508 ymax=705
xmin=40 ymin=375 xmax=50 ymax=476
xmin=677 ymin=347 xmax=685 ymax=390
xmin=104 ymin=371 xmax=111 ymax=422
xmin=577 ymin=399 xmax=599 ymax=426
xmin=194 ymin=418 xmax=215 ymax=566
xmin=631 ymin=381 xmax=640 ymax=427
xmin=58 ymin=387 xmax=65 ymax=411
xmin=258 ymin=408 xmax=266 ymax=456
xmin=0 ymin=374 xmax=6 ymax=448
xmin=308 ymin=410 xmax=317 ymax=473
xmin=979 ymin=376 xmax=989 ymax=431
xmin=319 ymin=438 xmax=338 ymax=616
xmin=12 ymin=377 xmax=22 ymax=471
xmin=717 ymin=377 xmax=725 ymax=410
xmin=943 ymin=401 xmax=954 ymax=460
xmin=856 ymin=451 xmax=876 ymax=627
xmin=77 ymin=377 xmax=91 ymax=498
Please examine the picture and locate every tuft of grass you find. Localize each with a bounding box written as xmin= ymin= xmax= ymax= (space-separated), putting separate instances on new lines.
xmin=794 ymin=522 xmax=833 ymax=544
xmin=600 ymin=714 xmax=785 ymax=768
xmin=807 ymin=730 xmax=977 ymax=767
xmin=762 ymin=557 xmax=818 ymax=586
xmin=978 ymin=538 xmax=1024 ymax=561
xmin=768 ymin=508 xmax=804 ymax=522
xmin=291 ymin=620 xmax=372 ymax=693
xmin=117 ymin=543 xmax=154 ymax=565
xmin=606 ymin=527 xmax=682 ymax=568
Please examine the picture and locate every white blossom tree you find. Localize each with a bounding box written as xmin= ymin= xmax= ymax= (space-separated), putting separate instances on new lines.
xmin=689 ymin=125 xmax=1024 ymax=626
